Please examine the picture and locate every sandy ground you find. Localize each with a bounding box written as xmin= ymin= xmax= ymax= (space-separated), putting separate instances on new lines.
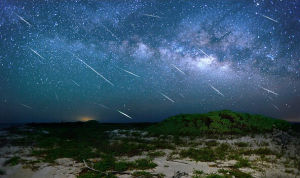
xmin=1 ymin=128 xmax=300 ymax=178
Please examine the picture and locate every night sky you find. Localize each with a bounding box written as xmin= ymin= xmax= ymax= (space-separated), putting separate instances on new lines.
xmin=1 ymin=0 xmax=300 ymax=123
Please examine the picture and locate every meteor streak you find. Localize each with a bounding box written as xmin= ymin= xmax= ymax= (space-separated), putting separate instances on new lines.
xmin=15 ymin=13 xmax=31 ymax=26
xmin=117 ymin=110 xmax=133 ymax=119
xmin=142 ymin=14 xmax=161 ymax=18
xmin=261 ymin=87 xmax=279 ymax=96
xmin=199 ymin=49 xmax=211 ymax=58
xmin=69 ymin=52 xmax=114 ymax=86
xmin=101 ymin=24 xmax=120 ymax=41
xmin=116 ymin=66 xmax=141 ymax=78
xmin=159 ymin=92 xmax=175 ymax=103
xmin=20 ymin=103 xmax=32 ymax=109
xmin=55 ymin=92 xmax=59 ymax=102
xmin=271 ymin=103 xmax=280 ymax=111
xmin=71 ymin=80 xmax=80 ymax=87
xmin=171 ymin=64 xmax=185 ymax=75
xmin=260 ymin=14 xmax=278 ymax=23
xmin=30 ymin=48 xmax=46 ymax=60
xmin=95 ymin=103 xmax=110 ymax=110
xmin=209 ymin=84 xmax=224 ymax=97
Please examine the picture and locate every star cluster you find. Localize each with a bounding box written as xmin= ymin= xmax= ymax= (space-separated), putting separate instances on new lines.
xmin=0 ymin=0 xmax=300 ymax=123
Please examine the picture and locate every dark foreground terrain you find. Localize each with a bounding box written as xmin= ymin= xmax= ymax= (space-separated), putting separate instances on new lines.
xmin=0 ymin=110 xmax=300 ymax=178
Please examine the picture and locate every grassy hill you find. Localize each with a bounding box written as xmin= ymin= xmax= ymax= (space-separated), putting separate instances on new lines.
xmin=147 ymin=110 xmax=291 ymax=135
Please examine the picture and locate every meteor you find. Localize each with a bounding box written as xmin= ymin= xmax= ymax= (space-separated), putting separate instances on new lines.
xmin=142 ymin=14 xmax=161 ymax=18
xmin=71 ymin=80 xmax=80 ymax=87
xmin=209 ymin=84 xmax=224 ymax=97
xmin=101 ymin=24 xmax=120 ymax=41
xmin=55 ymin=92 xmax=59 ymax=102
xmin=95 ymin=103 xmax=110 ymax=110
xmin=171 ymin=64 xmax=185 ymax=75
xmin=159 ymin=92 xmax=175 ymax=103
xmin=179 ymin=93 xmax=185 ymax=98
xmin=30 ymin=48 xmax=46 ymax=60
xmin=271 ymin=103 xmax=280 ymax=111
xmin=15 ymin=13 xmax=31 ymax=26
xmin=117 ymin=110 xmax=133 ymax=119
xmin=199 ymin=49 xmax=210 ymax=58
xmin=261 ymin=87 xmax=279 ymax=96
xmin=20 ymin=103 xmax=32 ymax=109
xmin=69 ymin=52 xmax=114 ymax=86
xmin=260 ymin=14 xmax=278 ymax=23
xmin=116 ymin=66 xmax=141 ymax=78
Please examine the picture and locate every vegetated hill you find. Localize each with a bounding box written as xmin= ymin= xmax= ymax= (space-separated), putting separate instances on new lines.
xmin=147 ymin=110 xmax=291 ymax=135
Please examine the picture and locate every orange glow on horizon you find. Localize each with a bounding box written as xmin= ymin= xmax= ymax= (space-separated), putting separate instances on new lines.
xmin=79 ymin=117 xmax=94 ymax=122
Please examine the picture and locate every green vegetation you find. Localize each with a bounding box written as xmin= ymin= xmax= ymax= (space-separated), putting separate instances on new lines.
xmin=180 ymin=143 xmax=232 ymax=162
xmin=192 ymin=170 xmax=204 ymax=177
xmin=147 ymin=151 xmax=166 ymax=158
xmin=132 ymin=171 xmax=153 ymax=178
xmin=132 ymin=171 xmax=165 ymax=178
xmin=2 ymin=110 xmax=297 ymax=178
xmin=147 ymin=110 xmax=291 ymax=135
xmin=79 ymin=155 xmax=157 ymax=177
xmin=234 ymin=142 xmax=249 ymax=147
xmin=234 ymin=158 xmax=251 ymax=168
xmin=218 ymin=169 xmax=253 ymax=178
xmin=205 ymin=140 xmax=219 ymax=147
xmin=0 ymin=169 xmax=5 ymax=175
xmin=4 ymin=156 xmax=21 ymax=166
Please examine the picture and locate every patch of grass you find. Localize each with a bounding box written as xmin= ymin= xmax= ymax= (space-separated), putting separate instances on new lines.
xmin=134 ymin=158 xmax=157 ymax=170
xmin=205 ymin=140 xmax=219 ymax=147
xmin=132 ymin=171 xmax=153 ymax=178
xmin=234 ymin=142 xmax=248 ymax=147
xmin=78 ymin=172 xmax=117 ymax=178
xmin=180 ymin=147 xmax=216 ymax=162
xmin=218 ymin=169 xmax=253 ymax=178
xmin=285 ymin=169 xmax=294 ymax=174
xmin=206 ymin=174 xmax=226 ymax=178
xmin=180 ymin=143 xmax=232 ymax=162
xmin=4 ymin=156 xmax=21 ymax=166
xmin=192 ymin=170 xmax=204 ymax=177
xmin=147 ymin=151 xmax=166 ymax=158
xmin=93 ymin=155 xmax=157 ymax=173
xmin=0 ymin=169 xmax=5 ymax=175
xmin=234 ymin=158 xmax=251 ymax=168
xmin=132 ymin=171 xmax=164 ymax=178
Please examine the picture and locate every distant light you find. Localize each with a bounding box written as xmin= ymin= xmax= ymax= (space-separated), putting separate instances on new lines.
xmin=79 ymin=117 xmax=94 ymax=122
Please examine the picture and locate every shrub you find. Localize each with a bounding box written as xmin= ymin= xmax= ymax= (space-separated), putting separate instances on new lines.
xmin=4 ymin=156 xmax=21 ymax=166
xmin=147 ymin=110 xmax=291 ymax=135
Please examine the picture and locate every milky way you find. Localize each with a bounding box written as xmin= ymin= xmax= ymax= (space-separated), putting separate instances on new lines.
xmin=0 ymin=0 xmax=300 ymax=123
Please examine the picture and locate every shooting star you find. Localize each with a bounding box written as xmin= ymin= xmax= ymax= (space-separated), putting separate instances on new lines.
xmin=260 ymin=14 xmax=278 ymax=23
xmin=101 ymin=24 xmax=120 ymax=41
xmin=55 ymin=92 xmax=59 ymax=102
xmin=20 ymin=103 xmax=32 ymax=109
xmin=71 ymin=80 xmax=80 ymax=87
xmin=69 ymin=51 xmax=114 ymax=86
xmin=179 ymin=93 xmax=185 ymax=98
xmin=30 ymin=48 xmax=46 ymax=60
xmin=271 ymin=103 xmax=280 ymax=111
xmin=209 ymin=84 xmax=224 ymax=97
xmin=199 ymin=49 xmax=211 ymax=58
xmin=142 ymin=13 xmax=161 ymax=18
xmin=15 ymin=13 xmax=31 ymax=26
xmin=94 ymin=103 xmax=110 ymax=110
xmin=117 ymin=110 xmax=133 ymax=119
xmin=116 ymin=66 xmax=141 ymax=78
xmin=261 ymin=87 xmax=279 ymax=96
xmin=171 ymin=64 xmax=185 ymax=75
xmin=159 ymin=92 xmax=175 ymax=103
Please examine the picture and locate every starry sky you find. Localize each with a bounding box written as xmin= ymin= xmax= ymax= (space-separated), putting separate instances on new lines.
xmin=1 ymin=0 xmax=300 ymax=123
